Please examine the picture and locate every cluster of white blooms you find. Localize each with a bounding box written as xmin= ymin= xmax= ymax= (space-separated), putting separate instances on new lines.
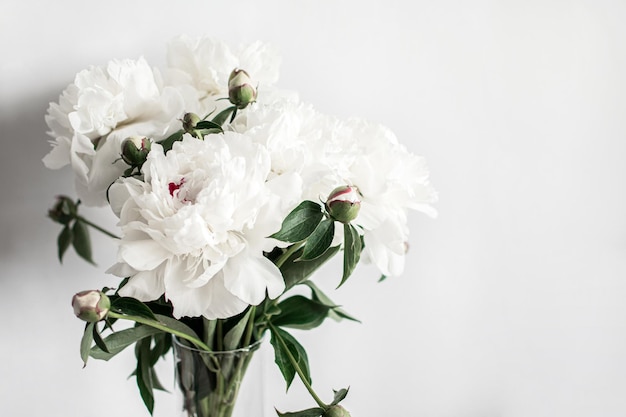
xmin=44 ymin=36 xmax=437 ymax=319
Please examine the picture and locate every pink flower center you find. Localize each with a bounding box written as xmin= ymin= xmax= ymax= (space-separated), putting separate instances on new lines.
xmin=169 ymin=178 xmax=185 ymax=197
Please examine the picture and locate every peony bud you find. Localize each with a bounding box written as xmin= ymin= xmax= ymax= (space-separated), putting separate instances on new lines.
xmin=324 ymin=405 xmax=352 ymax=417
xmin=182 ymin=112 xmax=201 ymax=133
xmin=48 ymin=195 xmax=76 ymax=225
xmin=121 ymin=136 xmax=151 ymax=167
xmin=72 ymin=290 xmax=110 ymax=322
xmin=326 ymin=185 xmax=361 ymax=224
xmin=228 ymin=68 xmax=257 ymax=109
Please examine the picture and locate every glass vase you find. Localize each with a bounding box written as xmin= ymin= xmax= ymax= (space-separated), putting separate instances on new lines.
xmin=173 ymin=337 xmax=264 ymax=417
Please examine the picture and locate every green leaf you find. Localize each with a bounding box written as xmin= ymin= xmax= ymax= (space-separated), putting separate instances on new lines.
xmin=136 ymin=338 xmax=155 ymax=415
xmin=195 ymin=120 xmax=224 ymax=132
xmin=281 ymin=246 xmax=340 ymax=290
xmin=270 ymin=326 xmax=311 ymax=391
xmin=304 ymin=281 xmax=360 ymax=323
xmin=271 ymin=201 xmax=323 ymax=242
xmin=153 ymin=314 xmax=202 ymax=345
xmin=112 ymin=297 xmax=158 ymax=321
xmin=331 ymin=387 xmax=350 ymax=405
xmin=300 ymin=218 xmax=335 ymax=261
xmin=90 ymin=325 xmax=161 ymax=361
xmin=150 ymin=333 xmax=172 ymax=366
xmin=211 ymin=105 xmax=237 ymax=126
xmin=158 ymin=129 xmax=184 ymax=152
xmin=57 ymin=225 xmax=73 ymax=263
xmin=80 ymin=322 xmax=95 ymax=367
xmin=339 ymin=224 xmax=362 ymax=288
xmin=72 ymin=220 xmax=94 ymax=265
xmin=378 ymin=274 xmax=388 ymax=283
xmin=272 ymin=296 xmax=330 ymax=330
xmin=223 ymin=308 xmax=252 ymax=350
xmin=92 ymin=324 xmax=110 ymax=353
xmin=275 ymin=407 xmax=325 ymax=417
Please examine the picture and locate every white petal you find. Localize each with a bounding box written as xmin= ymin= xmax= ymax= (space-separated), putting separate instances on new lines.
xmin=222 ymin=253 xmax=285 ymax=304
xmin=119 ymin=240 xmax=170 ymax=271
xmin=117 ymin=269 xmax=165 ymax=301
xmin=42 ymin=137 xmax=71 ymax=169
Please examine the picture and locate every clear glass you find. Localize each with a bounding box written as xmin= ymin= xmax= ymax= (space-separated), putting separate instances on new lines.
xmin=173 ymin=337 xmax=264 ymax=417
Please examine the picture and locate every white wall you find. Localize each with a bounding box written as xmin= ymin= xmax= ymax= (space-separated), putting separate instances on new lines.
xmin=2 ymin=1 xmax=626 ymax=416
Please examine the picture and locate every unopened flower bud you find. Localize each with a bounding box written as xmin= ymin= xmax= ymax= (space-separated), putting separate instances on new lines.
xmin=324 ymin=405 xmax=351 ymax=417
xmin=121 ymin=136 xmax=151 ymax=167
xmin=228 ymin=68 xmax=257 ymax=109
xmin=182 ymin=112 xmax=202 ymax=133
xmin=48 ymin=195 xmax=76 ymax=225
xmin=72 ymin=290 xmax=110 ymax=322
xmin=326 ymin=185 xmax=361 ymax=224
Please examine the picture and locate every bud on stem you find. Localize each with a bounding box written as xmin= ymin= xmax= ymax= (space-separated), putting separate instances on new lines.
xmin=121 ymin=136 xmax=151 ymax=167
xmin=228 ymin=68 xmax=257 ymax=109
xmin=72 ymin=290 xmax=110 ymax=322
xmin=326 ymin=185 xmax=361 ymax=224
xmin=48 ymin=195 xmax=77 ymax=225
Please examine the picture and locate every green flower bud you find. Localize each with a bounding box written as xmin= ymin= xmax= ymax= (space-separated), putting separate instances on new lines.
xmin=326 ymin=185 xmax=361 ymax=224
xmin=48 ymin=195 xmax=76 ymax=225
xmin=182 ymin=112 xmax=202 ymax=133
xmin=324 ymin=405 xmax=352 ymax=417
xmin=72 ymin=290 xmax=110 ymax=322
xmin=121 ymin=136 xmax=151 ymax=167
xmin=228 ymin=68 xmax=257 ymax=109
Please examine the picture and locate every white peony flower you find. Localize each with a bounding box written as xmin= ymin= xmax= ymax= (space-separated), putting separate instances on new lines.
xmin=167 ymin=35 xmax=281 ymax=98
xmin=308 ymin=118 xmax=438 ymax=276
xmin=107 ymin=133 xmax=302 ymax=319
xmin=43 ymin=57 xmax=193 ymax=206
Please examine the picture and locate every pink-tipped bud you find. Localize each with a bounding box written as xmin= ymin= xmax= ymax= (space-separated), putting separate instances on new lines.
xmin=72 ymin=290 xmax=110 ymax=322
xmin=228 ymin=68 xmax=257 ymax=109
xmin=326 ymin=185 xmax=361 ymax=224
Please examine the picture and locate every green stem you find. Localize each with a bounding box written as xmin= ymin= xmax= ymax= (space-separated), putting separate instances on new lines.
xmin=76 ymin=216 xmax=119 ymax=239
xmin=275 ymin=241 xmax=305 ymax=269
xmin=269 ymin=324 xmax=327 ymax=410
xmin=216 ymin=320 xmax=224 ymax=352
xmin=107 ymin=311 xmax=211 ymax=351
xmin=242 ymin=306 xmax=256 ymax=347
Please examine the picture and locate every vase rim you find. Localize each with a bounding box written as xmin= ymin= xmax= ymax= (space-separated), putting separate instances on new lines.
xmin=173 ymin=335 xmax=263 ymax=354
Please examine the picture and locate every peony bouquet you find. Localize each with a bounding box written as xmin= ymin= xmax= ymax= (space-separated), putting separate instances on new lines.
xmin=45 ymin=36 xmax=437 ymax=417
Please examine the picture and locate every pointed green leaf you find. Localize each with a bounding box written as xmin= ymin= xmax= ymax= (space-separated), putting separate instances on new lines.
xmin=92 ymin=324 xmax=110 ymax=353
xmin=378 ymin=274 xmax=388 ymax=283
xmin=300 ymin=218 xmax=334 ymax=260
xmin=270 ymin=327 xmax=295 ymax=390
xmin=80 ymin=322 xmax=95 ymax=367
xmin=195 ymin=120 xmax=224 ymax=132
xmin=57 ymin=225 xmax=73 ymax=263
xmin=272 ymin=296 xmax=330 ymax=330
xmin=304 ymin=281 xmax=360 ymax=323
xmin=136 ymin=338 xmax=155 ymax=414
xmin=275 ymin=407 xmax=325 ymax=417
xmin=224 ymin=308 xmax=252 ymax=350
xmin=281 ymin=245 xmax=340 ymax=290
xmin=153 ymin=314 xmax=202 ymax=344
xmin=72 ymin=220 xmax=94 ymax=265
xmin=112 ymin=297 xmax=157 ymax=321
xmin=339 ymin=224 xmax=362 ymax=288
xmin=211 ymin=105 xmax=237 ymax=126
xmin=90 ymin=325 xmax=161 ymax=360
xmin=270 ymin=326 xmax=311 ymax=391
xmin=331 ymin=387 xmax=350 ymax=405
xmin=271 ymin=201 xmax=323 ymax=242
xmin=158 ymin=129 xmax=184 ymax=152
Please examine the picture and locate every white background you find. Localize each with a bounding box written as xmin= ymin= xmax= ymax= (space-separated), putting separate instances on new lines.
xmin=2 ymin=1 xmax=626 ymax=416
